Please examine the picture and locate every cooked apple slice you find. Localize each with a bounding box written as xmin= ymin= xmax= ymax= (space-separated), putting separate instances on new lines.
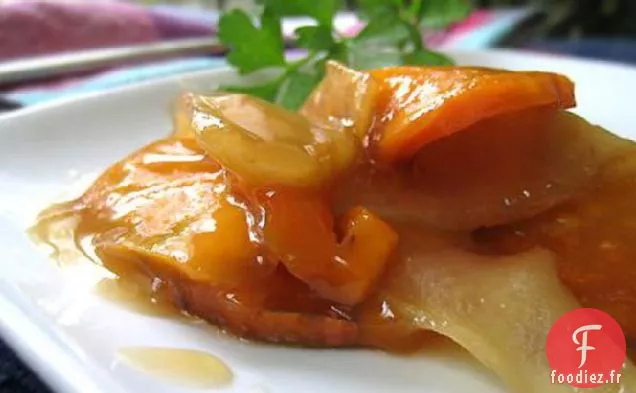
xmin=478 ymin=148 xmax=636 ymax=341
xmin=337 ymin=108 xmax=631 ymax=230
xmin=300 ymin=61 xmax=378 ymax=140
xmin=187 ymin=93 xmax=359 ymax=187
xmin=381 ymin=228 xmax=636 ymax=393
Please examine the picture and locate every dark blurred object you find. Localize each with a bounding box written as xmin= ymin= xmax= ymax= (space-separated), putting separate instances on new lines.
xmin=0 ymin=338 xmax=51 ymax=393
xmin=476 ymin=0 xmax=636 ymax=37
xmin=525 ymin=39 xmax=636 ymax=65
xmin=0 ymin=97 xmax=22 ymax=112
xmin=490 ymin=0 xmax=636 ymax=66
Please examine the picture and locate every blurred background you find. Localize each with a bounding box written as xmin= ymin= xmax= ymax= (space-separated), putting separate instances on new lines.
xmin=1 ymin=0 xmax=635 ymax=109
xmin=0 ymin=0 xmax=635 ymax=392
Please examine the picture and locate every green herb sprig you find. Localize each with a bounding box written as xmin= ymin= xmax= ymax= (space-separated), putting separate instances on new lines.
xmin=219 ymin=0 xmax=471 ymax=110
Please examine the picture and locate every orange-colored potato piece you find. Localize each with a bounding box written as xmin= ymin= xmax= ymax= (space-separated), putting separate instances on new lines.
xmin=369 ymin=66 xmax=575 ymax=162
xmin=55 ymin=138 xmax=267 ymax=285
xmin=35 ymin=138 xmax=360 ymax=346
xmin=178 ymin=266 xmax=358 ymax=346
xmin=261 ymin=189 xmax=398 ymax=306
xmin=338 ymin=206 xmax=399 ymax=302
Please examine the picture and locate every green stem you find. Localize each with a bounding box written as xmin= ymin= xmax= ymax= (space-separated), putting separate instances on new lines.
xmin=286 ymin=51 xmax=320 ymax=75
xmin=266 ymin=51 xmax=322 ymax=90
xmin=406 ymin=23 xmax=424 ymax=50
xmin=398 ymin=0 xmax=424 ymax=50
xmin=407 ymin=0 xmax=423 ymax=22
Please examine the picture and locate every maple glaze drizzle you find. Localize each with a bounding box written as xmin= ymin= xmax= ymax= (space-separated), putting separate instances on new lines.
xmin=117 ymin=347 xmax=233 ymax=388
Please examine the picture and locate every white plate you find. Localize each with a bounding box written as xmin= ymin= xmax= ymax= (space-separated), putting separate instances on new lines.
xmin=0 ymin=50 xmax=635 ymax=393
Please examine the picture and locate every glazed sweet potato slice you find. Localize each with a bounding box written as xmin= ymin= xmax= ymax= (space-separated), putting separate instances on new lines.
xmin=99 ymin=244 xmax=357 ymax=346
xmin=261 ymin=188 xmax=398 ymax=306
xmin=369 ymin=66 xmax=575 ymax=162
xmin=36 ymin=138 xmax=357 ymax=346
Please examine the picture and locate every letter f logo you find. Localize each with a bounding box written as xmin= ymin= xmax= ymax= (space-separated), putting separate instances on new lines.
xmin=572 ymin=324 xmax=602 ymax=368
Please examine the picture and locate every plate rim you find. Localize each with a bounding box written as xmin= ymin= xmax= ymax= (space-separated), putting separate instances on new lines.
xmin=0 ymin=283 xmax=127 ymax=393
xmin=2 ymin=48 xmax=635 ymax=125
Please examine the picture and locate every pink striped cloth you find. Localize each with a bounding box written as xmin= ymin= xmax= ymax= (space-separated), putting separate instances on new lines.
xmin=0 ymin=1 xmax=210 ymax=61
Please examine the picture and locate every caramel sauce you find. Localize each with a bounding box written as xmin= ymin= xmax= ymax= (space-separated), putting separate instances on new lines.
xmin=27 ymin=67 xmax=636 ymax=393
xmin=30 ymin=211 xmax=191 ymax=321
xmin=116 ymin=347 xmax=233 ymax=388
xmin=30 ymin=186 xmax=187 ymax=321
xmin=475 ymin=153 xmax=636 ymax=341
xmin=28 ymin=210 xmax=84 ymax=266
xmin=30 ymin=108 xmax=636 ymax=354
xmin=94 ymin=278 xmax=187 ymax=319
xmin=29 ymin=138 xmax=365 ymax=347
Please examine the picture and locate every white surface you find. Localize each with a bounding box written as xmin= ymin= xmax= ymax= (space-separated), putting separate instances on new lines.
xmin=0 ymin=50 xmax=635 ymax=393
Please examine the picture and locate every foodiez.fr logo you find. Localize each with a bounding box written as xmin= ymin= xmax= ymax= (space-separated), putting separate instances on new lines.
xmin=546 ymin=308 xmax=626 ymax=388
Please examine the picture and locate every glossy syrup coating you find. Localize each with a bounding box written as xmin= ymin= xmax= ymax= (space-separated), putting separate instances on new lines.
xmin=34 ymin=138 xmax=359 ymax=346
xmin=369 ymin=66 xmax=575 ymax=162
xmin=476 ymin=150 xmax=636 ymax=341
xmin=32 ymin=65 xmax=636 ymax=360
xmin=34 ymin=109 xmax=636 ymax=355
xmin=34 ymin=113 xmax=636 ymax=352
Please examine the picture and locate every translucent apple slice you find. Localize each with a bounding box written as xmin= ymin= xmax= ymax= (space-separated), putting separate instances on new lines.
xmin=381 ymin=230 xmax=636 ymax=393
xmin=188 ymin=93 xmax=358 ymax=187
xmin=337 ymin=108 xmax=631 ymax=230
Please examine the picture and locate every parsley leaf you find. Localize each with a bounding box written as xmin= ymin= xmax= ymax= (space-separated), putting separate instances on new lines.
xmin=218 ymin=8 xmax=285 ymax=74
xmin=349 ymin=47 xmax=404 ymax=70
xmin=357 ymin=0 xmax=402 ymax=18
xmin=223 ymin=79 xmax=283 ymax=102
xmin=295 ymin=25 xmax=335 ymax=51
xmin=276 ymin=70 xmax=324 ymax=110
xmin=218 ymin=0 xmax=471 ymax=110
xmin=405 ymin=49 xmax=454 ymax=66
xmin=262 ymin=0 xmax=341 ymax=27
xmin=353 ymin=13 xmax=411 ymax=47
xmin=419 ymin=0 xmax=472 ymax=30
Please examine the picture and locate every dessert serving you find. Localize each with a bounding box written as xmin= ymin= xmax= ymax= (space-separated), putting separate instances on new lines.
xmin=33 ymin=61 xmax=636 ymax=393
